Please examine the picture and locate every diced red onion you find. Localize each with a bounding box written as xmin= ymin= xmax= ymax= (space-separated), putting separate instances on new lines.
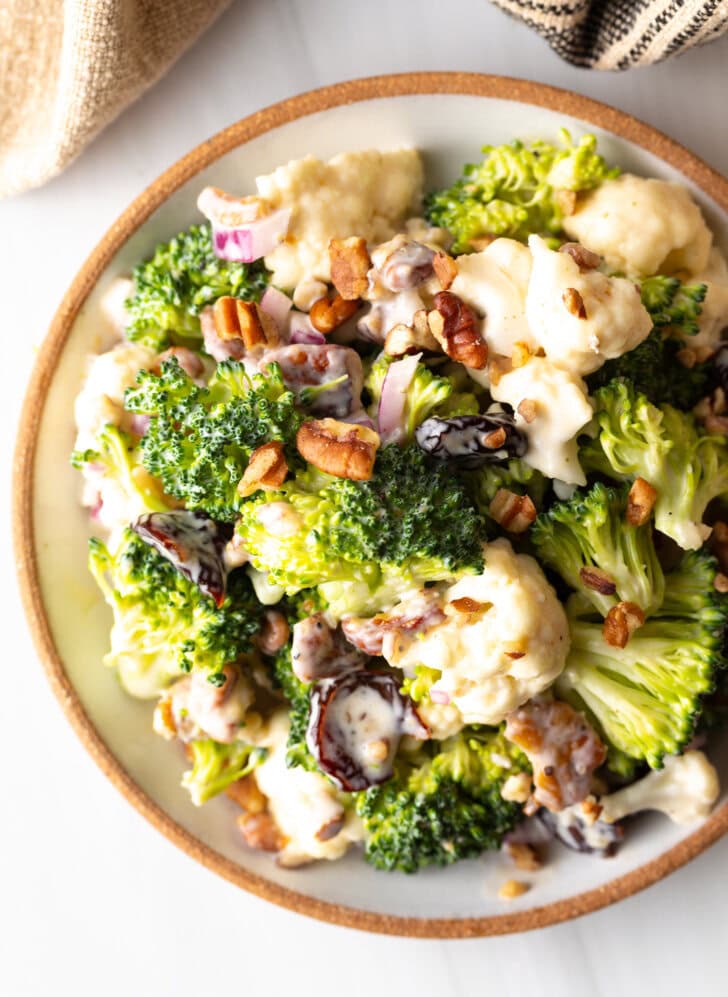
xmin=211 ymin=206 xmax=292 ymax=263
xmin=377 ymin=353 xmax=421 ymax=445
xmin=429 ymin=689 xmax=450 ymax=705
xmin=289 ymin=310 xmax=326 ymax=345
xmin=260 ymin=286 xmax=293 ymax=330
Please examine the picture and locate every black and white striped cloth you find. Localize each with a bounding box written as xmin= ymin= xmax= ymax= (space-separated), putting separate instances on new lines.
xmin=491 ymin=0 xmax=728 ymax=69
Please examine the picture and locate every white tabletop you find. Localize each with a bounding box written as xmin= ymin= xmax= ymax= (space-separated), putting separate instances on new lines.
xmin=2 ymin=1 xmax=728 ymax=994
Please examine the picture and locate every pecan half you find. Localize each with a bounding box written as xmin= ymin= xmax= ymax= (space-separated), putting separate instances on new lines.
xmin=562 ymin=287 xmax=587 ymax=319
xmin=296 ymin=418 xmax=380 ymax=480
xmin=309 ymin=293 xmax=360 ymax=333
xmin=237 ymin=441 xmax=289 ymax=497
xmin=603 ymin=601 xmax=645 ymax=648
xmin=329 ymin=237 xmax=371 ymax=300
xmin=213 ymin=297 xmax=280 ymax=348
xmin=384 ymin=321 xmax=439 ymax=357
xmin=433 ymin=251 xmax=458 ymax=290
xmin=626 ymin=477 xmax=657 ymax=526
xmin=579 ymin=566 xmax=617 ymax=596
xmin=489 ymin=489 xmax=537 ymax=533
xmin=559 ymin=242 xmax=601 ymax=270
xmin=427 ymin=291 xmax=488 ymax=369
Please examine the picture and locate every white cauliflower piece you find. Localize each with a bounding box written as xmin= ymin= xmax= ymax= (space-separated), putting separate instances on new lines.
xmin=525 ymin=235 xmax=652 ymax=375
xmin=386 ymin=539 xmax=570 ymax=726
xmin=685 ymin=247 xmax=728 ymax=351
xmin=256 ymin=149 xmax=423 ymax=291
xmin=599 ymin=750 xmax=720 ymax=825
xmin=450 ymin=238 xmax=536 ymax=357
xmin=74 ymin=342 xmax=156 ymax=452
xmin=562 ymin=174 xmax=712 ymax=278
xmin=489 ymin=356 xmax=593 ymax=485
xmin=254 ymin=712 xmax=363 ymax=866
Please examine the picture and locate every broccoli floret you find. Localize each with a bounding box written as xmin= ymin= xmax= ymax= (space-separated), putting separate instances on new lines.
xmin=640 ymin=276 xmax=707 ymax=336
xmin=356 ymin=727 xmax=528 ymax=872
xmin=125 ymin=358 xmax=303 ymax=522
xmin=531 ymin=482 xmax=665 ymax=616
xmin=124 ymin=223 xmax=269 ymax=350
xmin=364 ymin=355 xmax=478 ymax=443
xmin=464 ymin=458 xmax=546 ymax=521
xmin=182 ymin=739 xmax=267 ymax=805
xmin=89 ymin=530 xmax=263 ymax=697
xmin=424 ymin=131 xmax=618 ymax=253
xmin=71 ymin=424 xmax=171 ymax=514
xmin=587 ymin=329 xmax=710 ymax=411
xmin=236 ymin=445 xmax=485 ymax=613
xmin=558 ymin=551 xmax=727 ymax=768
xmin=580 ymin=379 xmax=728 ymax=550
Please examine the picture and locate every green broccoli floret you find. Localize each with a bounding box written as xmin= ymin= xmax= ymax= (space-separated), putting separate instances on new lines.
xmin=424 ymin=130 xmax=618 ymax=253
xmin=125 ymin=358 xmax=303 ymax=522
xmin=89 ymin=530 xmax=263 ymax=697
xmin=640 ymin=276 xmax=707 ymax=336
xmin=558 ymin=551 xmax=727 ymax=768
xmin=531 ymin=482 xmax=665 ymax=616
xmin=236 ymin=445 xmax=485 ymax=615
xmin=71 ymin=424 xmax=171 ymax=515
xmin=364 ymin=355 xmax=478 ymax=443
xmin=124 ymin=223 xmax=269 ymax=350
xmin=587 ymin=329 xmax=710 ymax=411
xmin=356 ymin=727 xmax=529 ymax=872
xmin=182 ymin=739 xmax=267 ymax=806
xmin=580 ymin=380 xmax=728 ymax=550
xmin=464 ymin=458 xmax=546 ymax=521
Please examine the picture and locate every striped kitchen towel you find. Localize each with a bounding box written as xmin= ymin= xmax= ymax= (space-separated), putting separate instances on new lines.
xmin=491 ymin=0 xmax=728 ymax=69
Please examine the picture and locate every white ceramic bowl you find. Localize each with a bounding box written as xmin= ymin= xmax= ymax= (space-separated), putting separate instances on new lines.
xmin=14 ymin=73 xmax=728 ymax=937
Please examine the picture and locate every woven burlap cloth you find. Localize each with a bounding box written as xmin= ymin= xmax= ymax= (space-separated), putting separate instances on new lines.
xmin=0 ymin=0 xmax=232 ymax=199
xmin=2 ymin=1 xmax=727 ymax=198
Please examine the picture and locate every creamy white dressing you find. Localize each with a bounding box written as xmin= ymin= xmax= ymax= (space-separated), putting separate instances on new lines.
xmin=599 ymin=750 xmax=720 ymax=825
xmin=325 ymin=683 xmax=402 ymax=783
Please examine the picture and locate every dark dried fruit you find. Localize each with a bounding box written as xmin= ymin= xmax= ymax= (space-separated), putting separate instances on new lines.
xmin=306 ymin=671 xmax=428 ymax=791
xmin=415 ymin=413 xmax=527 ymax=468
xmin=536 ymin=807 xmax=624 ymax=857
xmin=132 ymin=510 xmax=232 ymax=606
xmin=379 ymin=241 xmax=435 ymax=291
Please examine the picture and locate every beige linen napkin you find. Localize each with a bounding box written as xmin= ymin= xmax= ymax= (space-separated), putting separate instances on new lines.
xmin=491 ymin=0 xmax=728 ymax=70
xmin=0 ymin=0 xmax=232 ymax=198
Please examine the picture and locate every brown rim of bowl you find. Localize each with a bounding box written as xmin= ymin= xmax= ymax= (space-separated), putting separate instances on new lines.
xmin=13 ymin=72 xmax=728 ymax=938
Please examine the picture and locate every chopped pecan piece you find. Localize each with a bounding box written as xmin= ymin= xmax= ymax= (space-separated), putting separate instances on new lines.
xmin=309 ymin=293 xmax=360 ymax=333
xmin=296 ymin=418 xmax=380 ymax=480
xmin=554 ymin=189 xmax=577 ymax=216
xmin=483 ymin=426 xmax=507 ymax=449
xmin=226 ymin=774 xmax=267 ymax=814
xmin=256 ymin=609 xmax=291 ymax=655
xmin=626 ymin=477 xmax=657 ymax=526
xmin=511 ymin=341 xmax=532 ymax=368
xmin=329 ymin=237 xmax=371 ymax=300
xmin=237 ymin=441 xmax=289 ymax=497
xmin=505 ymin=841 xmax=542 ymax=872
xmin=695 ymin=386 xmax=728 ymax=434
xmin=489 ymin=489 xmax=537 ymax=533
xmin=517 ymin=398 xmax=537 ymax=423
xmin=580 ymin=796 xmax=604 ymax=827
xmin=714 ymin=573 xmax=728 ymax=594
xmin=498 ymin=879 xmax=530 ymax=900
xmin=449 ymin=596 xmax=489 ymax=615
xmin=237 ymin=812 xmax=285 ymax=852
xmin=579 ymin=566 xmax=617 ymax=596
xmin=488 ymin=355 xmax=513 ymax=386
xmin=562 ymin=287 xmax=587 ymax=319
xmin=427 ymin=291 xmax=488 ymax=369
xmin=433 ymin=251 xmax=458 ymax=290
xmin=676 ymin=347 xmax=697 ymax=369
xmin=500 ymin=772 xmax=532 ymax=803
xmin=603 ymin=601 xmax=645 ymax=648
xmin=559 ymin=242 xmax=601 ymax=270
xmin=384 ymin=321 xmax=439 ymax=357
xmin=505 ymin=699 xmax=606 ymax=812
xmin=213 ymin=296 xmax=280 ymax=348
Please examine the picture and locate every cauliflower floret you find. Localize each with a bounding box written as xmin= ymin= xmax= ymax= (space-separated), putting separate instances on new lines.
xmin=386 ymin=539 xmax=570 ymax=726
xmin=599 ymin=750 xmax=720 ymax=825
xmin=563 ymin=174 xmax=712 ymax=278
xmin=450 ymin=239 xmax=536 ymax=357
xmin=685 ymin=246 xmax=728 ymax=351
xmin=256 ymin=149 xmax=423 ymax=292
xmin=525 ymin=235 xmax=652 ymax=375
xmin=489 ymin=356 xmax=593 ymax=485
xmin=254 ymin=712 xmax=363 ymax=867
xmin=74 ymin=342 xmax=156 ymax=452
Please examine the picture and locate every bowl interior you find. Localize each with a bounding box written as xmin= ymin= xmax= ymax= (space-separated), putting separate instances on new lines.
xmin=27 ymin=84 xmax=728 ymax=929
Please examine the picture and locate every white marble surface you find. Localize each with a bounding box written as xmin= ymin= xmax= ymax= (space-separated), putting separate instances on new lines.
xmin=2 ymin=1 xmax=727 ymax=994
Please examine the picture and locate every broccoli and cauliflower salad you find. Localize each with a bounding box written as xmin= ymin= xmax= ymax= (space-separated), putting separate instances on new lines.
xmin=73 ymin=132 xmax=728 ymax=884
